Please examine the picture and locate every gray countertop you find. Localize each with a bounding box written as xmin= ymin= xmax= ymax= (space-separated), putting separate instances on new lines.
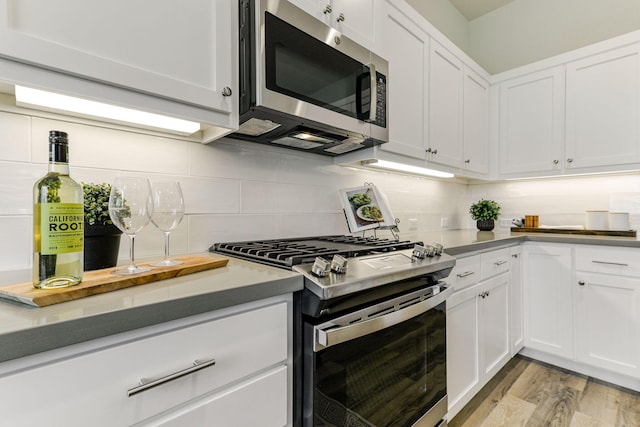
xmin=2 ymin=230 xmax=640 ymax=363
xmin=0 ymin=253 xmax=301 ymax=363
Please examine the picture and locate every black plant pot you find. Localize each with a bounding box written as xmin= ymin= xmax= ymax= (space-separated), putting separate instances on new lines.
xmin=84 ymin=223 xmax=122 ymax=271
xmin=476 ymin=219 xmax=495 ymax=231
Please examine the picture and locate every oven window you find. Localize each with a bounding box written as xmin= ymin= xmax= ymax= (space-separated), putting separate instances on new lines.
xmin=312 ymin=302 xmax=447 ymax=427
xmin=264 ymin=12 xmax=371 ymax=120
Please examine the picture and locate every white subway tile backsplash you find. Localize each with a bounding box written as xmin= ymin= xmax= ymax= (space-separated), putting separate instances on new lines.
xmin=189 ymin=139 xmax=282 ymax=182
xmin=31 ymin=118 xmax=189 ymax=174
xmin=188 ymin=214 xmax=280 ymax=252
xmin=0 ymin=162 xmax=45 ymax=215
xmin=0 ymin=111 xmax=30 ymax=162
xmin=0 ymin=216 xmax=31 ymax=270
xmin=179 ymin=176 xmax=241 ymax=214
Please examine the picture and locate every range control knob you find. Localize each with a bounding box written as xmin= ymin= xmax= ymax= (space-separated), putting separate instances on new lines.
xmin=330 ymin=254 xmax=348 ymax=274
xmin=311 ymin=257 xmax=331 ymax=277
xmin=412 ymin=244 xmax=428 ymax=260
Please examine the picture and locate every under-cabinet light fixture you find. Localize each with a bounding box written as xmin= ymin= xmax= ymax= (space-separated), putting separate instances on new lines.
xmin=15 ymin=86 xmax=201 ymax=135
xmin=361 ymin=159 xmax=454 ymax=178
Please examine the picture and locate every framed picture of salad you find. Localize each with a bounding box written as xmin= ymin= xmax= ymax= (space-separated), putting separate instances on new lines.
xmin=339 ymin=184 xmax=395 ymax=232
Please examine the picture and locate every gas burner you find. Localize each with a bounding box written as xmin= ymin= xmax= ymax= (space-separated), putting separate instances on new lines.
xmin=210 ymin=235 xmax=421 ymax=268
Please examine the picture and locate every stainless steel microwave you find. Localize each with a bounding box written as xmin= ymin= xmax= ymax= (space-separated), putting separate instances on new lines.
xmin=235 ymin=0 xmax=388 ymax=156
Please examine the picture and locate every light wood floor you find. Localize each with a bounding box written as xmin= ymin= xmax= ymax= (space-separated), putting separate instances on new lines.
xmin=449 ymin=355 xmax=640 ymax=427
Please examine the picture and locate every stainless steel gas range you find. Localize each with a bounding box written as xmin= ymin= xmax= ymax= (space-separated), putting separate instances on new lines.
xmin=212 ymin=235 xmax=455 ymax=427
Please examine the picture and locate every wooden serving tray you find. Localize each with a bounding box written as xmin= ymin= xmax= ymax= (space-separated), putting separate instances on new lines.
xmin=0 ymin=255 xmax=228 ymax=307
xmin=511 ymin=227 xmax=637 ymax=237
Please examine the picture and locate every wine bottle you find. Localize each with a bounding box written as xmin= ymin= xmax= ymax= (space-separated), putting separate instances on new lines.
xmin=33 ymin=130 xmax=84 ymax=288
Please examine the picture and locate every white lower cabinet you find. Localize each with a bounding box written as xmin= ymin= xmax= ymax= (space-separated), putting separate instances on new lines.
xmin=0 ymin=295 xmax=291 ymax=427
xmin=447 ymin=272 xmax=510 ymax=419
xmin=574 ymin=272 xmax=640 ymax=378
xmin=509 ymin=246 xmax=524 ymax=355
xmin=523 ymin=243 xmax=573 ymax=359
xmin=574 ymin=245 xmax=640 ymax=378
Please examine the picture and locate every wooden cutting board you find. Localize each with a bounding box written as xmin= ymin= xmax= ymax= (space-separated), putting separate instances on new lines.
xmin=511 ymin=227 xmax=637 ymax=237
xmin=0 ymin=255 xmax=228 ymax=307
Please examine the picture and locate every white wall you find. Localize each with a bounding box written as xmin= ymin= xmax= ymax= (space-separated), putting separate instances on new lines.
xmin=468 ymin=0 xmax=640 ymax=74
xmin=404 ymin=0 xmax=469 ymax=52
xmin=0 ymin=101 xmax=469 ymax=271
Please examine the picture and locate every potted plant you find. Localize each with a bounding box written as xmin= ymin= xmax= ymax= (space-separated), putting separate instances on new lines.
xmin=469 ymin=199 xmax=501 ymax=231
xmin=82 ymin=182 xmax=123 ymax=271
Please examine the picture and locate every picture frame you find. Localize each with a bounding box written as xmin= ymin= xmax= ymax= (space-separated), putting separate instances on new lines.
xmin=339 ymin=184 xmax=395 ymax=233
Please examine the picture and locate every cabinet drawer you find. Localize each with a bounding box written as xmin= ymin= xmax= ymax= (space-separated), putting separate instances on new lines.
xmin=141 ymin=365 xmax=288 ymax=427
xmin=448 ymin=255 xmax=481 ymax=291
xmin=0 ymin=301 xmax=288 ymax=427
xmin=575 ymin=246 xmax=640 ymax=277
xmin=481 ymin=248 xmax=511 ymax=280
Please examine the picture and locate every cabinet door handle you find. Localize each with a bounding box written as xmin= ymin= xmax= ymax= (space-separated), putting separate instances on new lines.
xmin=323 ymin=4 xmax=332 ymax=14
xmin=553 ymin=159 xmax=559 ymax=164
xmin=464 ymin=159 xmax=470 ymax=164
xmin=432 ymin=149 xmax=438 ymax=155
xmin=567 ymin=158 xmax=574 ymax=163
xmin=592 ymin=260 xmax=629 ymax=267
xmin=512 ymin=254 xmax=519 ymax=258
xmin=578 ymin=281 xmax=585 ymax=286
xmin=222 ymin=86 xmax=232 ymax=97
xmin=494 ymin=260 xmax=508 ymax=266
xmin=336 ymin=13 xmax=345 ymax=22
xmin=128 ymin=357 xmax=216 ymax=397
xmin=456 ymin=271 xmax=475 ymax=278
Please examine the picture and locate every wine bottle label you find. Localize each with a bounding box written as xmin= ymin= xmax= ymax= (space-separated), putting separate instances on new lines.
xmin=40 ymin=203 xmax=84 ymax=255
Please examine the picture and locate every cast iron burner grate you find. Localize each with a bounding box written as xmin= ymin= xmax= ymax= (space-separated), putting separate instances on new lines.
xmin=210 ymin=235 xmax=422 ymax=268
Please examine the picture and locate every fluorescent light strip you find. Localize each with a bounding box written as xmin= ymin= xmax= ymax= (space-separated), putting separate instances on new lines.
xmin=15 ymin=86 xmax=200 ymax=135
xmin=362 ymin=159 xmax=454 ymax=178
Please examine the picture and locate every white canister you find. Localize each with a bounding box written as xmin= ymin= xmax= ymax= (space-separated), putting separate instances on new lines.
xmin=586 ymin=210 xmax=609 ymax=230
xmin=609 ymin=212 xmax=630 ymax=231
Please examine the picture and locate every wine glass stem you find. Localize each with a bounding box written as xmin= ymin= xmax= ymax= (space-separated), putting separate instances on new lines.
xmin=128 ymin=234 xmax=137 ymax=270
xmin=163 ymin=232 xmax=171 ymax=260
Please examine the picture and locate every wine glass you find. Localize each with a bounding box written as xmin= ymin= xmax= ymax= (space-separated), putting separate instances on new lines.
xmin=108 ymin=177 xmax=153 ymax=275
xmin=150 ymin=181 xmax=185 ymax=267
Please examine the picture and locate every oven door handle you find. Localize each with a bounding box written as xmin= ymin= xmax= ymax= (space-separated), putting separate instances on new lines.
xmin=314 ymin=286 xmax=453 ymax=351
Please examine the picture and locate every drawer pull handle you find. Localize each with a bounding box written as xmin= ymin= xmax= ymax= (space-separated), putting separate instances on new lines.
xmin=494 ymin=260 xmax=508 ymax=266
xmin=128 ymin=357 xmax=216 ymax=397
xmin=457 ymin=271 xmax=475 ymax=278
xmin=592 ymin=260 xmax=629 ymax=267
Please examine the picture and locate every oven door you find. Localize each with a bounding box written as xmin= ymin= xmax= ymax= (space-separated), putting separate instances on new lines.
xmin=303 ymin=285 xmax=452 ymax=427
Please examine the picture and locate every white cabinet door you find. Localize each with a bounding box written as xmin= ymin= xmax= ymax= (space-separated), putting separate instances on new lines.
xmin=428 ymin=40 xmax=463 ymax=169
xmin=0 ymin=0 xmax=236 ymax=118
xmin=510 ymin=246 xmax=524 ymax=355
xmin=566 ymin=43 xmax=640 ymax=169
xmin=462 ymin=67 xmax=489 ymax=175
xmin=574 ymin=272 xmax=640 ymax=378
xmin=447 ymin=286 xmax=480 ymax=418
xmin=289 ymin=0 xmax=375 ymax=48
xmin=479 ymin=274 xmax=510 ymax=380
xmin=523 ymin=244 xmax=573 ymax=359
xmin=498 ymin=67 xmax=565 ymax=176
xmin=447 ymin=271 xmax=511 ymax=419
xmin=379 ymin=3 xmax=429 ymax=159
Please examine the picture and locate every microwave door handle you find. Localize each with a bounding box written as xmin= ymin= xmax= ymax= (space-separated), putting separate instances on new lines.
xmin=355 ymin=64 xmax=376 ymax=122
xmin=366 ymin=63 xmax=377 ymax=122
xmin=314 ymin=285 xmax=453 ymax=351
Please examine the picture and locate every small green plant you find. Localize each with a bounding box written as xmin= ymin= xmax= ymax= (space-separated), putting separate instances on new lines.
xmin=469 ymin=199 xmax=501 ymax=221
xmin=82 ymin=182 xmax=115 ymax=226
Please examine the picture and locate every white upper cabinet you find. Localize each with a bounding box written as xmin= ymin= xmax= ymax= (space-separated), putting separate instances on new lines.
xmin=428 ymin=40 xmax=464 ymax=169
xmin=565 ymin=43 xmax=640 ymax=169
xmin=498 ymin=67 xmax=565 ymax=176
xmin=288 ymin=0 xmax=376 ymax=49
xmin=378 ymin=3 xmax=430 ymax=159
xmin=462 ymin=67 xmax=489 ymax=175
xmin=0 ymin=0 xmax=237 ymax=134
